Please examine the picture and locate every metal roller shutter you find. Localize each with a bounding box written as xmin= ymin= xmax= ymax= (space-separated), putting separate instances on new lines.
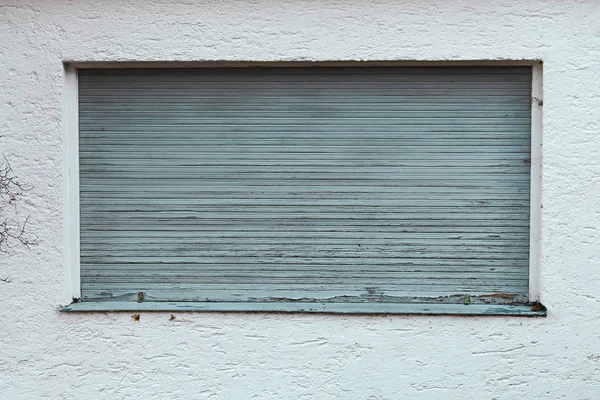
xmin=78 ymin=66 xmax=531 ymax=306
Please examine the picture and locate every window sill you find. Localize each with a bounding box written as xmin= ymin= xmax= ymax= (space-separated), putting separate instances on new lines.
xmin=60 ymin=301 xmax=547 ymax=316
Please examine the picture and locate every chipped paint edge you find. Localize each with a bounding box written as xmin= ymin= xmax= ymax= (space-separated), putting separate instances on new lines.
xmin=60 ymin=302 xmax=547 ymax=316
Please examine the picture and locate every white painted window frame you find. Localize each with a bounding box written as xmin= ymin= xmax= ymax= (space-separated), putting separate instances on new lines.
xmin=529 ymin=61 xmax=543 ymax=303
xmin=63 ymin=64 xmax=81 ymax=304
xmin=62 ymin=61 xmax=544 ymax=309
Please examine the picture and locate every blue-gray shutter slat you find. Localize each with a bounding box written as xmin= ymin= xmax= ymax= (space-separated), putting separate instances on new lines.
xmin=78 ymin=66 xmax=531 ymax=305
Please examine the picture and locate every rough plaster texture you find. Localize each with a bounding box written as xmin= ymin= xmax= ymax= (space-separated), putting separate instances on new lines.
xmin=1 ymin=0 xmax=599 ymax=398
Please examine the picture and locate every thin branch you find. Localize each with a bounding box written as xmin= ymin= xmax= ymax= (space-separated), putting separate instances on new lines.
xmin=0 ymin=156 xmax=29 ymax=199
xmin=0 ymin=146 xmax=37 ymax=254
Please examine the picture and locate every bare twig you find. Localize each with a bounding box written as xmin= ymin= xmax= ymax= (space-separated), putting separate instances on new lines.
xmin=0 ymin=146 xmax=37 ymax=258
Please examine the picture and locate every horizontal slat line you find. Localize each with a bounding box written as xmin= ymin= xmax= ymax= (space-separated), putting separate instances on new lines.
xmin=79 ymin=196 xmax=530 ymax=202
xmin=79 ymin=215 xmax=530 ymax=221
xmin=78 ymin=77 xmax=532 ymax=83
xmin=82 ymin=278 xmax=529 ymax=286
xmin=79 ymin=100 xmax=531 ymax=105
xmin=79 ymin=168 xmax=531 ymax=174
xmin=80 ymin=93 xmax=532 ymax=97
xmin=82 ymin=278 xmax=528 ymax=286
xmin=79 ymin=108 xmax=531 ymax=114
xmin=80 ymin=239 xmax=529 ymax=246
xmin=80 ymin=145 xmax=531 ymax=150
xmin=80 ymin=187 xmax=530 ymax=193
xmin=80 ymin=253 xmax=528 ymax=260
xmin=82 ymin=274 xmax=529 ymax=280
xmin=79 ymin=139 xmax=531 ymax=146
xmin=79 ymin=204 xmax=531 ymax=212
xmin=82 ymin=176 xmax=528 ymax=180
xmin=80 ymin=90 xmax=534 ymax=96
xmin=81 ymin=280 xmax=529 ymax=288
xmin=80 ymin=101 xmax=531 ymax=107
xmin=80 ymin=255 xmax=529 ymax=263
xmin=79 ymin=228 xmax=530 ymax=235
xmin=80 ymin=151 xmax=532 ymax=156
xmin=81 ymin=284 xmax=528 ymax=292
xmin=81 ymin=271 xmax=527 ymax=279
xmin=80 ymin=151 xmax=531 ymax=157
xmin=80 ymin=245 xmax=530 ymax=253
xmin=81 ymin=267 xmax=530 ymax=275
xmin=80 ymin=232 xmax=529 ymax=239
xmin=79 ymin=132 xmax=532 ymax=136
xmin=82 ymin=273 xmax=528 ymax=280
xmin=78 ymin=70 xmax=532 ymax=75
xmin=80 ymin=245 xmax=529 ymax=254
xmin=80 ymin=123 xmax=530 ymax=128
xmin=79 ymin=90 xmax=531 ymax=96
xmin=80 ymin=98 xmax=531 ymax=104
xmin=81 ymin=290 xmax=529 ymax=299
xmin=79 ymin=293 xmax=531 ymax=303
xmin=81 ymin=178 xmax=529 ymax=184
xmin=80 ymin=286 xmax=529 ymax=296
xmin=79 ymin=178 xmax=531 ymax=184
xmin=79 ymin=87 xmax=531 ymax=92
xmin=79 ymin=166 xmax=531 ymax=173
xmin=79 ymin=175 xmax=531 ymax=180
xmin=79 ymin=167 xmax=531 ymax=173
xmin=78 ymin=204 xmax=530 ymax=211
xmin=78 ymin=192 xmax=530 ymax=198
xmin=81 ymin=160 xmax=529 ymax=166
xmin=79 ymin=79 xmax=532 ymax=84
xmin=81 ymin=243 xmax=529 ymax=250
xmin=81 ymin=260 xmax=528 ymax=268
xmin=80 ymin=138 xmax=530 ymax=143
xmin=80 ymin=243 xmax=530 ymax=251
xmin=80 ymin=156 xmax=532 ymax=161
xmin=80 ymin=106 xmax=531 ymax=113
xmin=81 ymin=258 xmax=530 ymax=264
xmin=79 ymin=160 xmax=530 ymax=165
xmin=80 ymin=116 xmax=532 ymax=122
xmin=79 ymin=81 xmax=533 ymax=87
xmin=80 ymin=128 xmax=531 ymax=134
xmin=81 ymin=263 xmax=528 ymax=271
xmin=76 ymin=150 xmax=527 ymax=155
xmin=80 ymin=90 xmax=532 ymax=96
xmin=80 ymin=215 xmax=529 ymax=222
xmin=79 ymin=215 xmax=529 ymax=221
xmin=79 ymin=66 xmax=531 ymax=73
xmin=79 ymin=221 xmax=530 ymax=228
xmin=80 ymin=152 xmax=530 ymax=157
xmin=78 ymin=189 xmax=531 ymax=196
xmin=80 ymin=139 xmax=531 ymax=144
xmin=79 ymin=130 xmax=531 ymax=134
xmin=79 ymin=78 xmax=533 ymax=84
xmin=79 ymin=201 xmax=530 ymax=208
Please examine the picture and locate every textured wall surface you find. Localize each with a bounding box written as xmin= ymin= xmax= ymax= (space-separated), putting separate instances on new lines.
xmin=1 ymin=1 xmax=599 ymax=398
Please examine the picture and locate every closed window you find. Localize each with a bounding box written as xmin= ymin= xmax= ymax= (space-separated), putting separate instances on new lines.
xmin=70 ymin=65 xmax=543 ymax=315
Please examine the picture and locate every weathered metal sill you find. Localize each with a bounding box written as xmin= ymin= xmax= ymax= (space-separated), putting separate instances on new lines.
xmin=60 ymin=302 xmax=546 ymax=316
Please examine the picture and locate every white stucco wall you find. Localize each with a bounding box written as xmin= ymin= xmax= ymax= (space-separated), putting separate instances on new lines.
xmin=1 ymin=0 xmax=599 ymax=398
